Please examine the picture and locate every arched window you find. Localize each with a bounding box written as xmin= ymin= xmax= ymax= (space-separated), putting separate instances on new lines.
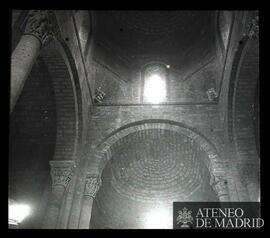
xmin=142 ymin=63 xmax=167 ymax=104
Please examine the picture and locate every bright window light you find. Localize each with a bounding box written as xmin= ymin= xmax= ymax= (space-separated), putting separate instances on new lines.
xmin=144 ymin=207 xmax=172 ymax=229
xmin=144 ymin=74 xmax=166 ymax=104
xmin=9 ymin=202 xmax=31 ymax=224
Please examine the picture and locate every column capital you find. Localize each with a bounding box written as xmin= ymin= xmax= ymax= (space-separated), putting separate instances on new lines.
xmin=210 ymin=174 xmax=229 ymax=200
xmin=84 ymin=174 xmax=102 ymax=198
xmin=23 ymin=10 xmax=59 ymax=46
xmin=243 ymin=11 xmax=259 ymax=40
xmin=50 ymin=160 xmax=76 ymax=189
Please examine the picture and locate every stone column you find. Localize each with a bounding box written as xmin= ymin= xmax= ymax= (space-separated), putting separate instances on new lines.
xmin=10 ymin=10 xmax=56 ymax=113
xmin=210 ymin=174 xmax=230 ymax=202
xmin=42 ymin=160 xmax=76 ymax=229
xmin=78 ymin=174 xmax=102 ymax=229
xmin=240 ymin=163 xmax=260 ymax=201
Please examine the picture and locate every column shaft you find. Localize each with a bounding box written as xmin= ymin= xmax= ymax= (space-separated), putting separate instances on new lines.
xmin=78 ymin=174 xmax=101 ymax=229
xmin=246 ymin=181 xmax=260 ymax=201
xmin=42 ymin=185 xmax=65 ymax=229
xmin=10 ymin=10 xmax=56 ymax=113
xmin=78 ymin=197 xmax=94 ymax=229
xmin=10 ymin=35 xmax=41 ymax=112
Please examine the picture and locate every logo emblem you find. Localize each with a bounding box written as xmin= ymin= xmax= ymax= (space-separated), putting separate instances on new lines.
xmin=176 ymin=207 xmax=193 ymax=228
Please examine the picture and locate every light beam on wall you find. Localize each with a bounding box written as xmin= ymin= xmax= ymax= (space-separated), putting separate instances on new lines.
xmin=144 ymin=74 xmax=166 ymax=104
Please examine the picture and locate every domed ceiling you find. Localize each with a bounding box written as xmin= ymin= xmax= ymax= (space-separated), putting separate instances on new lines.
xmin=91 ymin=129 xmax=218 ymax=229
xmin=93 ymin=11 xmax=216 ymax=69
xmin=90 ymin=11 xmax=224 ymax=105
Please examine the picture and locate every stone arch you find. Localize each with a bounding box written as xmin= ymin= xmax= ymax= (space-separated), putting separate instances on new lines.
xmin=227 ymin=36 xmax=259 ymax=160
xmin=215 ymin=11 xmax=235 ymax=55
xmin=83 ymin=10 xmax=94 ymax=58
xmin=11 ymin=10 xmax=83 ymax=162
xmin=226 ymin=35 xmax=259 ymax=201
xmin=38 ymin=39 xmax=83 ymax=162
xmin=35 ymin=39 xmax=84 ymax=228
xmin=9 ymin=33 xmax=84 ymax=228
xmin=91 ymin=119 xmax=229 ymax=201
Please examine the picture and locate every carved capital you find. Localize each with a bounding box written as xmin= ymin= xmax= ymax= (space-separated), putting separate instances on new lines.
xmin=244 ymin=11 xmax=259 ymax=40
xmin=23 ymin=10 xmax=58 ymax=46
xmin=84 ymin=174 xmax=102 ymax=198
xmin=206 ymin=88 xmax=218 ymax=102
xmin=50 ymin=160 xmax=76 ymax=188
xmin=210 ymin=174 xmax=229 ymax=198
